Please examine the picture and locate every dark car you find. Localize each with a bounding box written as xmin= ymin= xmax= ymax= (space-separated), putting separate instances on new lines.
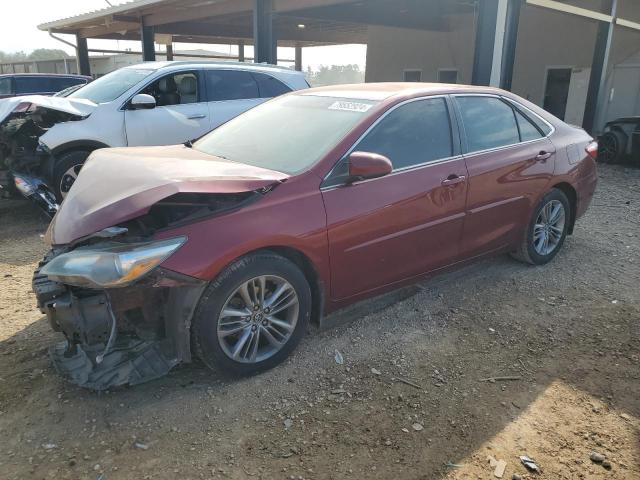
xmin=598 ymin=116 xmax=640 ymax=165
xmin=34 ymin=83 xmax=598 ymax=389
xmin=0 ymin=73 xmax=91 ymax=99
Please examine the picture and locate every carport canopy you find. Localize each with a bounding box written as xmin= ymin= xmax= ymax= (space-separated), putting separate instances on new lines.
xmin=38 ymin=0 xmax=475 ymax=73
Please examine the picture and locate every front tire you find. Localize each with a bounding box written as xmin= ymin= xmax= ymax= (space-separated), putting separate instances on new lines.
xmin=192 ymin=252 xmax=311 ymax=376
xmin=512 ymin=188 xmax=570 ymax=265
xmin=52 ymin=150 xmax=91 ymax=202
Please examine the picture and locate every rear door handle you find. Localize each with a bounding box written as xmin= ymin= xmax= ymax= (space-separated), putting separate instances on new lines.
xmin=535 ymin=151 xmax=553 ymax=162
xmin=187 ymin=113 xmax=206 ymax=120
xmin=441 ymin=174 xmax=466 ymax=186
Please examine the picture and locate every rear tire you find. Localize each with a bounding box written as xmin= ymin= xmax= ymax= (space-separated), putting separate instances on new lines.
xmin=192 ymin=252 xmax=311 ymax=376
xmin=52 ymin=150 xmax=90 ymax=202
xmin=598 ymin=130 xmax=626 ymax=164
xmin=511 ymin=188 xmax=570 ymax=265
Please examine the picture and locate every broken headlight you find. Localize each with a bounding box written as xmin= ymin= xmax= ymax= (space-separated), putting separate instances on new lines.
xmin=40 ymin=237 xmax=186 ymax=288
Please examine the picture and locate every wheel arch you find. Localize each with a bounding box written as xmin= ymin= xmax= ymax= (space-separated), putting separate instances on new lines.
xmin=47 ymin=140 xmax=110 ymax=181
xmin=550 ymin=182 xmax=577 ymax=234
xmin=51 ymin=140 xmax=110 ymax=158
xmin=258 ymin=246 xmax=325 ymax=327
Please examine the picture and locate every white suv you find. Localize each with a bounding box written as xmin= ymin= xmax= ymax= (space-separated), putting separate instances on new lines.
xmin=0 ymin=61 xmax=308 ymax=200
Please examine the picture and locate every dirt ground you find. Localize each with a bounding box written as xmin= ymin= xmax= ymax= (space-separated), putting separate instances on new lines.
xmin=0 ymin=164 xmax=639 ymax=480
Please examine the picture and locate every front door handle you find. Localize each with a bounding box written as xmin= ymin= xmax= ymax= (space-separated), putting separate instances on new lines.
xmin=535 ymin=151 xmax=553 ymax=162
xmin=441 ymin=174 xmax=466 ymax=186
xmin=187 ymin=113 xmax=206 ymax=120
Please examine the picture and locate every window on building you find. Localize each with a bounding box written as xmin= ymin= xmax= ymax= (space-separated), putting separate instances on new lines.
xmin=514 ymin=109 xmax=543 ymax=142
xmin=456 ymin=96 xmax=520 ymax=152
xmin=206 ymin=70 xmax=259 ymax=101
xmin=438 ymin=69 xmax=458 ymax=84
xmin=252 ymin=72 xmax=291 ymax=98
xmin=403 ymin=70 xmax=422 ymax=82
xmin=355 ymin=97 xmax=453 ymax=170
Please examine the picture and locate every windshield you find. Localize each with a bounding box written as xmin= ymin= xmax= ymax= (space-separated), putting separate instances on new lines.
xmin=194 ymin=95 xmax=378 ymax=174
xmin=69 ymin=68 xmax=155 ymax=104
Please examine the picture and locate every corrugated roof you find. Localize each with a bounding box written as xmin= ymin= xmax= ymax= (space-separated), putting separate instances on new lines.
xmin=37 ymin=0 xmax=170 ymax=31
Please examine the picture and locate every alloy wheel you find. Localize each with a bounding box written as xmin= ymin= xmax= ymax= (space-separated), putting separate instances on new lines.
xmin=533 ymin=199 xmax=565 ymax=256
xmin=217 ymin=275 xmax=299 ymax=364
xmin=59 ymin=164 xmax=83 ymax=198
xmin=599 ymin=134 xmax=618 ymax=163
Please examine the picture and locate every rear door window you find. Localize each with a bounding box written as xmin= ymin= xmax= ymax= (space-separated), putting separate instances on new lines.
xmin=14 ymin=76 xmax=54 ymax=94
xmin=253 ymin=72 xmax=291 ymax=98
xmin=206 ymin=70 xmax=259 ymax=101
xmin=456 ymin=96 xmax=520 ymax=152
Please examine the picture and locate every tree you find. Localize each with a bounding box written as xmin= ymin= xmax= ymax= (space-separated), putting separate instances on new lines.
xmin=28 ymin=49 xmax=71 ymax=61
xmin=307 ymin=64 xmax=365 ymax=86
xmin=0 ymin=49 xmax=70 ymax=63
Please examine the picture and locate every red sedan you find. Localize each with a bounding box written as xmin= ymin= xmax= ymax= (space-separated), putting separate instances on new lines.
xmin=35 ymin=83 xmax=598 ymax=388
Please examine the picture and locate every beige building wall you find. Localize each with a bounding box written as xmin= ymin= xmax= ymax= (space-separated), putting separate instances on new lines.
xmin=364 ymin=1 xmax=640 ymax=130
xmin=364 ymin=13 xmax=476 ymax=84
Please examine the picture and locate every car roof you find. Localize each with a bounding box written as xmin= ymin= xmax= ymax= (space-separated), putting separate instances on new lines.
xmin=0 ymin=73 xmax=90 ymax=79
xmin=297 ymin=82 xmax=508 ymax=101
xmin=125 ymin=60 xmax=304 ymax=75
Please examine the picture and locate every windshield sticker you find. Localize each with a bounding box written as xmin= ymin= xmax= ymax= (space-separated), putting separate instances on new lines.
xmin=328 ymin=101 xmax=373 ymax=113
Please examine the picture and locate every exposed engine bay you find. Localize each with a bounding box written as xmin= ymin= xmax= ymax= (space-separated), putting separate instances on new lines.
xmin=0 ymin=101 xmax=86 ymax=214
xmin=32 ymin=188 xmax=272 ymax=390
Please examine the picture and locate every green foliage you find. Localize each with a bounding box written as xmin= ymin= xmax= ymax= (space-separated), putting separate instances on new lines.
xmin=306 ymin=64 xmax=365 ymax=87
xmin=0 ymin=49 xmax=71 ymax=63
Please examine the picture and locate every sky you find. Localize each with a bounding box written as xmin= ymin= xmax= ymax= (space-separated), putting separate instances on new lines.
xmin=0 ymin=0 xmax=366 ymax=70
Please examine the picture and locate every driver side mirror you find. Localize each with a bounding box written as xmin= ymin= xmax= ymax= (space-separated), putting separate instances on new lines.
xmin=347 ymin=151 xmax=393 ymax=183
xmin=129 ymin=93 xmax=156 ymax=110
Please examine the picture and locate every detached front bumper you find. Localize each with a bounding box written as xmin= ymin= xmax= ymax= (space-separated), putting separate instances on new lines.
xmin=32 ymin=262 xmax=206 ymax=390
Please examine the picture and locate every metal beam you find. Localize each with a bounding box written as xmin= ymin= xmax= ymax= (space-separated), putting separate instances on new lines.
xmin=295 ymin=44 xmax=302 ymax=71
xmin=79 ymin=21 xmax=140 ymax=38
xmin=166 ymin=43 xmax=173 ymax=60
xmin=500 ymin=0 xmax=523 ymax=90
xmin=238 ymin=41 xmax=245 ymax=62
xmin=75 ymin=34 xmax=91 ymax=76
xmin=152 ymin=21 xmax=365 ymax=43
xmin=525 ymin=0 xmax=612 ymax=23
xmin=145 ymin=0 xmax=253 ymax=27
xmin=141 ymin=22 xmax=156 ymax=61
xmin=583 ymin=0 xmax=617 ymax=134
xmin=472 ymin=0 xmax=499 ymax=86
xmin=254 ymin=0 xmax=276 ymax=64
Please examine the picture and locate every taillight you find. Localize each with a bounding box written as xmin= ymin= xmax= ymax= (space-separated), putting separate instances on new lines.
xmin=585 ymin=141 xmax=598 ymax=160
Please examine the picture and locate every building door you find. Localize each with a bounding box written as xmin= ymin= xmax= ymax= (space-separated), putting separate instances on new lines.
xmin=564 ymin=67 xmax=590 ymax=126
xmin=543 ymin=68 xmax=572 ymax=119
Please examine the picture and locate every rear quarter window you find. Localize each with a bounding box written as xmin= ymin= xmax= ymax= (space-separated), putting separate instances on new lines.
xmin=456 ymin=96 xmax=520 ymax=152
xmin=253 ymin=72 xmax=291 ymax=98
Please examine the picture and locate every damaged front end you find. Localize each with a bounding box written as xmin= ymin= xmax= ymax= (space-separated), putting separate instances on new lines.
xmin=32 ymin=144 xmax=288 ymax=389
xmin=0 ymin=99 xmax=88 ymax=214
xmin=33 ymin=232 xmax=207 ymax=390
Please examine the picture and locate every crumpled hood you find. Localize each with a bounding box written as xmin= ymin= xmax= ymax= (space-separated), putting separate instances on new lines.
xmin=47 ymin=145 xmax=289 ymax=245
xmin=0 ymin=95 xmax=96 ymax=123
